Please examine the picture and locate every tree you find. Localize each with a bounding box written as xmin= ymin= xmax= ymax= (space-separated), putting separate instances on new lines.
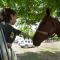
xmin=0 ymin=0 xmax=60 ymax=24
xmin=0 ymin=0 xmax=60 ymax=38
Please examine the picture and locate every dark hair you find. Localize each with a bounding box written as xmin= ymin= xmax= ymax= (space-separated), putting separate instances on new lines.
xmin=1 ymin=7 xmax=16 ymax=23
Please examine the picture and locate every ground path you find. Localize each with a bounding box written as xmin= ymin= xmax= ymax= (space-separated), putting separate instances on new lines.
xmin=12 ymin=41 xmax=60 ymax=60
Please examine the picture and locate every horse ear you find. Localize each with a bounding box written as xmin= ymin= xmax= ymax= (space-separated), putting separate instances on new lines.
xmin=46 ymin=7 xmax=50 ymax=16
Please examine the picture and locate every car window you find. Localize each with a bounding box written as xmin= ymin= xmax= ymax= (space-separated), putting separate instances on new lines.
xmin=25 ymin=41 xmax=27 ymax=42
xmin=28 ymin=41 xmax=30 ymax=43
xmin=31 ymin=41 xmax=32 ymax=43
xmin=21 ymin=41 xmax=23 ymax=42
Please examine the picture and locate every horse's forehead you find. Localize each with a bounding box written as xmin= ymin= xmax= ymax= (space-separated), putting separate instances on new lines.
xmin=38 ymin=16 xmax=56 ymax=32
xmin=40 ymin=17 xmax=53 ymax=26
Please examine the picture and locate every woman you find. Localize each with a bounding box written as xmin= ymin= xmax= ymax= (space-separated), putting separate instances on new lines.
xmin=0 ymin=7 xmax=27 ymax=47
xmin=0 ymin=7 xmax=29 ymax=60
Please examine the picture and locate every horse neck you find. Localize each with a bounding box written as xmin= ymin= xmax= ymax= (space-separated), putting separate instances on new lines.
xmin=55 ymin=19 xmax=60 ymax=36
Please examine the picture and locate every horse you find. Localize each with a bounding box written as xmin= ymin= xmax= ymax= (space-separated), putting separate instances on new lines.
xmin=33 ymin=8 xmax=60 ymax=46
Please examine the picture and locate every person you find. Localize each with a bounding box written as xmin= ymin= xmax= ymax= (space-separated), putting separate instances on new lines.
xmin=0 ymin=7 xmax=27 ymax=48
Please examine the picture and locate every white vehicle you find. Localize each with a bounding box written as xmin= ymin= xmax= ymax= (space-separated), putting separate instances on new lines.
xmin=14 ymin=36 xmax=21 ymax=43
xmin=18 ymin=38 xmax=35 ymax=48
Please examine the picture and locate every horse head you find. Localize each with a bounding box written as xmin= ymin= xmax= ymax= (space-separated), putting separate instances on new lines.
xmin=33 ymin=8 xmax=58 ymax=46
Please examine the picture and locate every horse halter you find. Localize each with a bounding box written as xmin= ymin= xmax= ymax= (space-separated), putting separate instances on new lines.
xmin=37 ymin=30 xmax=48 ymax=35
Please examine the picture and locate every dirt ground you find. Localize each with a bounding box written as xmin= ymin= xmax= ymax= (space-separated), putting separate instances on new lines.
xmin=12 ymin=41 xmax=60 ymax=60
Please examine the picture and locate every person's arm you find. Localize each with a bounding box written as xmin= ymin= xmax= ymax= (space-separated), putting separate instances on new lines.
xmin=13 ymin=28 xmax=27 ymax=37
xmin=14 ymin=28 xmax=31 ymax=38
xmin=14 ymin=29 xmax=21 ymax=35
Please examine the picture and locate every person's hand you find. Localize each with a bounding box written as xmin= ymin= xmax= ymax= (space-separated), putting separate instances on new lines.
xmin=7 ymin=43 xmax=12 ymax=48
xmin=20 ymin=32 xmax=31 ymax=39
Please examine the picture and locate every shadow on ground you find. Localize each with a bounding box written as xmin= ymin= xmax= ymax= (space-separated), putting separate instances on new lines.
xmin=16 ymin=51 xmax=60 ymax=60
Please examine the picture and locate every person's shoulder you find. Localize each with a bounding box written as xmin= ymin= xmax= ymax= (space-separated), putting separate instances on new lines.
xmin=4 ymin=23 xmax=14 ymax=30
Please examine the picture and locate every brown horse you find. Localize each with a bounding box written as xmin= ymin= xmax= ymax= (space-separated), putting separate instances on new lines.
xmin=33 ymin=8 xmax=60 ymax=46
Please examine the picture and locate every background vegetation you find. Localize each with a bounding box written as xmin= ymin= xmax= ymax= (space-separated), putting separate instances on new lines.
xmin=0 ymin=0 xmax=60 ymax=40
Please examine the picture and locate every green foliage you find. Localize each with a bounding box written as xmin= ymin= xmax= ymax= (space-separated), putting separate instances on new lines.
xmin=18 ymin=23 xmax=35 ymax=38
xmin=0 ymin=0 xmax=60 ymax=39
xmin=0 ymin=0 xmax=60 ymax=24
xmin=49 ymin=34 xmax=60 ymax=41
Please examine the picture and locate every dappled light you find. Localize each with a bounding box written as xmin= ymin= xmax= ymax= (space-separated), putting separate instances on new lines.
xmin=12 ymin=41 xmax=60 ymax=60
xmin=17 ymin=51 xmax=60 ymax=60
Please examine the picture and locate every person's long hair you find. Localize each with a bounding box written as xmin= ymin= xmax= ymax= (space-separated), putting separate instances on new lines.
xmin=1 ymin=7 xmax=16 ymax=23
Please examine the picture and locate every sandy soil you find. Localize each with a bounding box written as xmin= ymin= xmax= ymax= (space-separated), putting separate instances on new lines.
xmin=12 ymin=41 xmax=60 ymax=60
